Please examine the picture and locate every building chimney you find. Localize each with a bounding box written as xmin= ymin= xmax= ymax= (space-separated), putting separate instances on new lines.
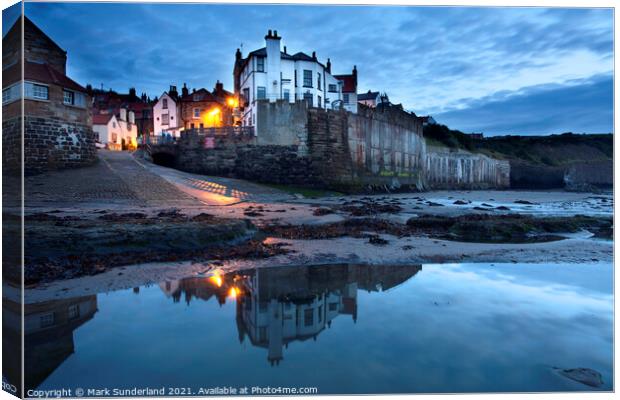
xmin=326 ymin=58 xmax=331 ymax=74
xmin=215 ymin=80 xmax=224 ymax=93
xmin=312 ymin=51 xmax=317 ymax=60
xmin=283 ymin=46 xmax=287 ymax=54
xmin=352 ymin=65 xmax=358 ymax=86
xmin=181 ymin=83 xmax=189 ymax=97
xmin=169 ymin=85 xmax=178 ymax=98
xmin=265 ymin=29 xmax=272 ymax=39
xmin=120 ymin=108 xmax=127 ymax=121
xmin=128 ymin=110 xmax=135 ymax=124
xmin=265 ymin=28 xmax=282 ymax=101
xmin=235 ymin=48 xmax=242 ymax=61
xmin=129 ymin=87 xmax=136 ymax=98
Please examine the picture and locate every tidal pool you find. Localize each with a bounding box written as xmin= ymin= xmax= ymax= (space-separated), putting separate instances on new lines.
xmin=13 ymin=262 xmax=613 ymax=395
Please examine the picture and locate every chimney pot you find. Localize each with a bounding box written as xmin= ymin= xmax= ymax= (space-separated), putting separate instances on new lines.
xmin=284 ymin=46 xmax=287 ymax=54
xmin=312 ymin=51 xmax=316 ymax=59
xmin=268 ymin=29 xmax=272 ymax=36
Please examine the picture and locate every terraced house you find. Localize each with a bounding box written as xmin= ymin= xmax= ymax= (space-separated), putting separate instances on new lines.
xmin=233 ymin=30 xmax=357 ymax=128
xmin=2 ymin=16 xmax=95 ymax=174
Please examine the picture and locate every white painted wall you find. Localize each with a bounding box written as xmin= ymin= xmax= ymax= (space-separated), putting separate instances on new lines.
xmin=153 ymin=93 xmax=182 ymax=137
xmin=237 ymin=33 xmax=352 ymax=128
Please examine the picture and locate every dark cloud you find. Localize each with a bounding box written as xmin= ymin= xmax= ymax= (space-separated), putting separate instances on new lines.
xmin=435 ymin=74 xmax=613 ymax=135
xmin=4 ymin=3 xmax=613 ymax=135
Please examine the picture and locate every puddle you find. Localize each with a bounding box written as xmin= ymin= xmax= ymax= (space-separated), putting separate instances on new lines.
xmin=8 ymin=262 xmax=613 ymax=395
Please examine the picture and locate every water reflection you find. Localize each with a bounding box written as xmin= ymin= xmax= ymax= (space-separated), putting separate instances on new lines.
xmin=11 ymin=264 xmax=420 ymax=391
xmin=160 ymin=264 xmax=421 ymax=365
xmin=8 ymin=262 xmax=612 ymax=394
xmin=4 ymin=295 xmax=98 ymax=391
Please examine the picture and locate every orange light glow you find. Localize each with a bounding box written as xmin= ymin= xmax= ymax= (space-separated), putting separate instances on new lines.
xmin=228 ymin=287 xmax=239 ymax=299
xmin=201 ymin=107 xmax=222 ymax=127
xmin=209 ymin=275 xmax=223 ymax=287
xmin=226 ymin=97 xmax=238 ymax=108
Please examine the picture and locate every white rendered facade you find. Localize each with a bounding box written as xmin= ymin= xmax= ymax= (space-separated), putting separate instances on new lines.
xmin=235 ymin=30 xmax=356 ymax=128
xmin=153 ymin=91 xmax=182 ymax=137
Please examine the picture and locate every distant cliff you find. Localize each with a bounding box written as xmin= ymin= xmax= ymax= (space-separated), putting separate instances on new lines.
xmin=423 ymin=124 xmax=612 ymax=190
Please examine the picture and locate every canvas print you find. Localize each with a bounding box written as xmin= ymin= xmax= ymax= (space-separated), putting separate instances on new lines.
xmin=1 ymin=1 xmax=614 ymax=398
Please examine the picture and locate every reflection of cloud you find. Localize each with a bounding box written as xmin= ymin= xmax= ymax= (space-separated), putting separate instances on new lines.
xmin=19 ymin=4 xmax=612 ymax=134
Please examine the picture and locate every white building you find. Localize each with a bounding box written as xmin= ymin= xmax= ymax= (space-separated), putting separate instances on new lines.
xmin=153 ymin=86 xmax=183 ymax=137
xmin=92 ymin=107 xmax=137 ymax=150
xmin=233 ymin=30 xmax=358 ymax=127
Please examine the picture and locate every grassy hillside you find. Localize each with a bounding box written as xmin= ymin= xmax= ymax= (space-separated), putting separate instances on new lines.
xmin=423 ymin=124 xmax=612 ymax=167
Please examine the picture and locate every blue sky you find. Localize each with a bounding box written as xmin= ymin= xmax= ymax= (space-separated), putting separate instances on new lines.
xmin=3 ymin=2 xmax=614 ymax=135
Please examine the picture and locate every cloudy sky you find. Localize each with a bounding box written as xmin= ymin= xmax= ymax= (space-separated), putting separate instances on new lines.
xmin=3 ymin=2 xmax=614 ymax=135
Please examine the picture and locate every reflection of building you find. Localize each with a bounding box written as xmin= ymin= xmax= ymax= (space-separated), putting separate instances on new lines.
xmin=235 ymin=264 xmax=421 ymax=365
xmin=3 ymin=296 xmax=98 ymax=393
xmin=158 ymin=264 xmax=420 ymax=366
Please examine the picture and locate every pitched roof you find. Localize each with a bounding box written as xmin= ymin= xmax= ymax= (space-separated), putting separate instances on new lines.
xmin=334 ymin=74 xmax=356 ymax=93
xmin=358 ymin=91 xmax=379 ymax=101
xmin=3 ymin=61 xmax=86 ymax=92
xmin=180 ymin=88 xmax=219 ymax=102
xmin=4 ymin=16 xmax=66 ymax=55
xmin=92 ymin=114 xmax=114 ymax=125
xmin=241 ymin=47 xmax=326 ymax=68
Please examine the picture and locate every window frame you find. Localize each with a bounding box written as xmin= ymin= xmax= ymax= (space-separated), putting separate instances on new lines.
xmin=162 ymin=98 xmax=168 ymax=109
xmin=303 ymin=70 xmax=312 ymax=88
xmin=256 ymin=56 xmax=265 ymax=72
xmin=63 ymin=89 xmax=75 ymax=105
xmin=162 ymin=113 xmax=170 ymax=125
xmin=328 ymin=84 xmax=338 ymax=93
xmin=256 ymin=86 xmax=266 ymax=100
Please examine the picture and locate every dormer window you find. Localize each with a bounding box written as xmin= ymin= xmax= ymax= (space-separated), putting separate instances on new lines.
xmin=256 ymin=57 xmax=265 ymax=72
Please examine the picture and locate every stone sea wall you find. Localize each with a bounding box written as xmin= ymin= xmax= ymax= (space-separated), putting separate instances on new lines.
xmin=425 ymin=146 xmax=510 ymax=189
xmin=154 ymin=102 xmax=509 ymax=191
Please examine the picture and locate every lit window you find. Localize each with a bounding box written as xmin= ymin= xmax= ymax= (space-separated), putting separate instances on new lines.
xmin=303 ymin=70 xmax=312 ymax=87
xmin=256 ymin=57 xmax=265 ymax=72
xmin=257 ymin=86 xmax=266 ymax=100
xmin=40 ymin=313 xmax=54 ymax=328
xmin=193 ymin=108 xmax=201 ymax=118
